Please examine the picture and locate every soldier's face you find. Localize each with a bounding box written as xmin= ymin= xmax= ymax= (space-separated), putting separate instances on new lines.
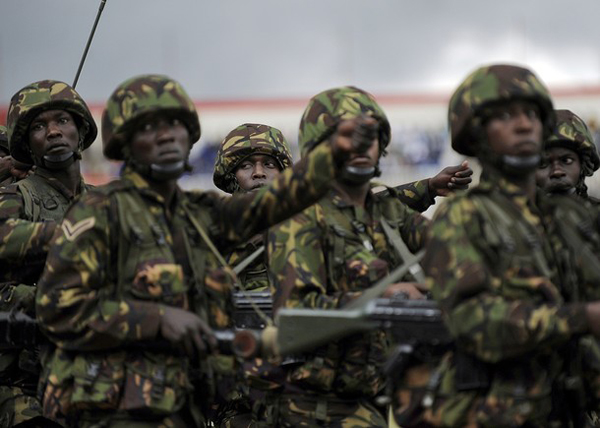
xmin=335 ymin=118 xmax=380 ymax=169
xmin=536 ymin=146 xmax=581 ymax=194
xmin=484 ymin=100 xmax=543 ymax=158
xmin=234 ymin=154 xmax=281 ymax=192
xmin=28 ymin=110 xmax=79 ymax=162
xmin=129 ymin=113 xmax=190 ymax=166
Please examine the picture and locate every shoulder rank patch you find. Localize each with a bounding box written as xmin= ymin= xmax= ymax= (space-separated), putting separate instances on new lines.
xmin=62 ymin=218 xmax=96 ymax=241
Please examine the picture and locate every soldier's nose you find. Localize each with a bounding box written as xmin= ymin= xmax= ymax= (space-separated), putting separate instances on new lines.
xmin=549 ymin=164 xmax=565 ymax=178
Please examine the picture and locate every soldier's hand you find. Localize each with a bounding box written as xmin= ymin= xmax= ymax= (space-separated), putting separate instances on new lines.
xmin=585 ymin=302 xmax=600 ymax=339
xmin=10 ymin=157 xmax=33 ymax=180
xmin=383 ymin=282 xmax=426 ymax=299
xmin=160 ymin=306 xmax=217 ymax=359
xmin=428 ymin=160 xmax=473 ymax=197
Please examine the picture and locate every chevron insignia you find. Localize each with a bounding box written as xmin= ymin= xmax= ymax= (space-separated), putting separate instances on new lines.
xmin=62 ymin=218 xmax=96 ymax=242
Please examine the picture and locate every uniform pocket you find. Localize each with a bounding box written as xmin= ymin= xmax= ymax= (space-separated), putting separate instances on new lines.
xmin=121 ymin=353 xmax=192 ymax=417
xmin=71 ymin=352 xmax=125 ymax=411
xmin=131 ymin=260 xmax=188 ymax=308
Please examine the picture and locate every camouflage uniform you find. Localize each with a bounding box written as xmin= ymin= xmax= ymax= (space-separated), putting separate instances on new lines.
xmin=213 ymin=123 xmax=294 ymax=292
xmin=0 ymin=80 xmax=96 ymax=427
xmin=35 ymin=75 xmax=342 ymax=428
xmin=265 ymin=87 xmax=429 ymax=427
xmin=543 ymin=109 xmax=600 ymax=202
xmin=393 ymin=65 xmax=600 ymax=427
xmin=0 ymin=125 xmax=13 ymax=186
xmin=211 ymin=124 xmax=294 ymax=427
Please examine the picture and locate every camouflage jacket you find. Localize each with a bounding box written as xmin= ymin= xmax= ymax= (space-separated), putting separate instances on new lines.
xmin=0 ymin=169 xmax=89 ymax=311
xmin=409 ymin=169 xmax=600 ymax=427
xmin=35 ymin=142 xmax=338 ymax=424
xmin=228 ymin=178 xmax=433 ymax=293
xmin=267 ymin=183 xmax=428 ymax=399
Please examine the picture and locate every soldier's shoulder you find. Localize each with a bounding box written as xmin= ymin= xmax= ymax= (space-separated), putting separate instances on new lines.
xmin=432 ymin=188 xmax=481 ymax=221
xmin=0 ymin=182 xmax=25 ymax=216
xmin=184 ymin=188 xmax=223 ymax=204
xmin=70 ymin=180 xmax=130 ymax=209
xmin=0 ymin=181 xmax=22 ymax=198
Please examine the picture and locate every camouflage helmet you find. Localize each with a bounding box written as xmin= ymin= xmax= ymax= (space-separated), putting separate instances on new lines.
xmin=449 ymin=64 xmax=555 ymax=156
xmin=545 ymin=109 xmax=600 ymax=176
xmin=102 ymin=74 xmax=200 ymax=160
xmin=6 ymin=80 xmax=98 ymax=164
xmin=213 ymin=123 xmax=293 ymax=193
xmin=298 ymin=86 xmax=391 ymax=158
xmin=0 ymin=125 xmax=8 ymax=155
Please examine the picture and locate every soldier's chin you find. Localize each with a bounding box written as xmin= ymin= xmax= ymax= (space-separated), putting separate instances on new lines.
xmin=546 ymin=181 xmax=573 ymax=194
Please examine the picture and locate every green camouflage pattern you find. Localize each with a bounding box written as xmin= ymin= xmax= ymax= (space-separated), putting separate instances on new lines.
xmin=102 ymin=74 xmax=201 ymax=160
xmin=0 ymin=125 xmax=8 ymax=154
xmin=449 ymin=64 xmax=555 ymax=156
xmin=546 ymin=109 xmax=600 ymax=176
xmin=0 ymin=386 xmax=47 ymax=427
xmin=0 ymin=125 xmax=16 ymax=187
xmin=0 ymin=170 xmax=90 ymax=426
xmin=36 ymin=140 xmax=339 ymax=426
xmin=213 ymin=123 xmax=293 ymax=194
xmin=266 ymin=184 xmax=428 ymax=423
xmin=298 ymin=86 xmax=391 ymax=158
xmin=379 ymin=179 xmax=436 ymax=213
xmin=0 ymin=171 xmax=89 ymax=288
xmin=257 ymin=395 xmax=387 ymax=427
xmin=393 ymin=170 xmax=600 ymax=427
xmin=6 ymin=80 xmax=97 ymax=164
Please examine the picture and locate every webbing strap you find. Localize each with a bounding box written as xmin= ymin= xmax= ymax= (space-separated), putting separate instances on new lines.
xmin=182 ymin=203 xmax=272 ymax=327
xmin=16 ymin=179 xmax=40 ymax=222
xmin=380 ymin=218 xmax=426 ymax=283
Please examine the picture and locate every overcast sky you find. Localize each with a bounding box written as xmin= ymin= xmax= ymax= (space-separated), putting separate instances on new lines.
xmin=2 ymin=0 xmax=600 ymax=105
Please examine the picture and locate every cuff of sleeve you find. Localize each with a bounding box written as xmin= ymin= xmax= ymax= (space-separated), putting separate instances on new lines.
xmin=560 ymin=302 xmax=590 ymax=336
xmin=423 ymin=179 xmax=436 ymax=206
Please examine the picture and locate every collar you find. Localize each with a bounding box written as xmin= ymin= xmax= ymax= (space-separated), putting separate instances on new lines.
xmin=33 ymin=169 xmax=87 ymax=201
xmin=120 ymin=166 xmax=184 ymax=207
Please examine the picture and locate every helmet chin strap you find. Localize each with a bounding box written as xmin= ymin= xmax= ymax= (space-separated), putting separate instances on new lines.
xmin=500 ymin=154 xmax=541 ymax=177
xmin=39 ymin=150 xmax=81 ymax=170
xmin=477 ymin=137 xmax=540 ymax=178
xmin=130 ymin=159 xmax=191 ymax=182
xmin=339 ymin=165 xmax=376 ymax=185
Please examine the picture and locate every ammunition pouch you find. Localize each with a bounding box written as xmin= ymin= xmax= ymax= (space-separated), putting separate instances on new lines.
xmin=122 ymin=353 xmax=192 ymax=417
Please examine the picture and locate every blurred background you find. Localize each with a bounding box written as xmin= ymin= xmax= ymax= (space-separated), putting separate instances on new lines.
xmin=2 ymin=0 xmax=600 ymax=205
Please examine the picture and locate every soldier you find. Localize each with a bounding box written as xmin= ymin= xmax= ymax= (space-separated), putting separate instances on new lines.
xmin=213 ymin=123 xmax=295 ymax=292
xmin=0 ymin=80 xmax=97 ymax=427
xmin=536 ymin=109 xmax=600 ymax=203
xmin=263 ymin=86 xmax=435 ymax=427
xmin=0 ymin=125 xmax=33 ymax=187
xmin=211 ymin=122 xmax=471 ymax=427
xmin=393 ymin=64 xmax=600 ymax=427
xmin=35 ymin=74 xmax=361 ymax=428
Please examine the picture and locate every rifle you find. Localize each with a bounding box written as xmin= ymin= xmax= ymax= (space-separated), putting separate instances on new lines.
xmin=232 ymin=291 xmax=272 ymax=330
xmin=272 ymin=296 xmax=451 ymax=357
xmin=0 ymin=310 xmax=263 ymax=359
